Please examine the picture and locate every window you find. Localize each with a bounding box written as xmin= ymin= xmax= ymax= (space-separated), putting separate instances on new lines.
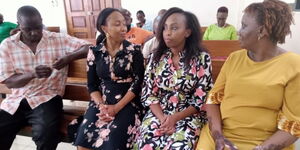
xmin=296 ymin=0 xmax=300 ymax=10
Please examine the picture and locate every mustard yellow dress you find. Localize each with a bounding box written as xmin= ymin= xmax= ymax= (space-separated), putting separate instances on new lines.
xmin=196 ymin=50 xmax=300 ymax=150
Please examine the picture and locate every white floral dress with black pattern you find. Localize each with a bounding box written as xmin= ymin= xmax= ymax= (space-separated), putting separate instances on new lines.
xmin=74 ymin=40 xmax=145 ymax=150
xmin=134 ymin=50 xmax=213 ymax=150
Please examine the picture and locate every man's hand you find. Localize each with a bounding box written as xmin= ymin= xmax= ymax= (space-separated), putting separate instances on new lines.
xmin=35 ymin=65 xmax=52 ymax=78
xmin=52 ymin=56 xmax=72 ymax=70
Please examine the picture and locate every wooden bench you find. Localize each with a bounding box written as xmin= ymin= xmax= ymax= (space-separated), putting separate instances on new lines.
xmin=202 ymin=40 xmax=242 ymax=81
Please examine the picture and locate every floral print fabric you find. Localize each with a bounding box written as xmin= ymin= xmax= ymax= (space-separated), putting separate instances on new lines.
xmin=134 ymin=50 xmax=213 ymax=150
xmin=74 ymin=40 xmax=144 ymax=150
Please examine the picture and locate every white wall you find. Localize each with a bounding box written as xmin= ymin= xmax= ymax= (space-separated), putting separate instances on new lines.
xmin=237 ymin=0 xmax=300 ymax=54
xmin=0 ymin=0 xmax=298 ymax=53
xmin=0 ymin=0 xmax=67 ymax=33
xmin=121 ymin=0 xmax=239 ymax=27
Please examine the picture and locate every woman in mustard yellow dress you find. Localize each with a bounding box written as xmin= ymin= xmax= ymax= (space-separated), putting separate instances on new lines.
xmin=196 ymin=0 xmax=299 ymax=150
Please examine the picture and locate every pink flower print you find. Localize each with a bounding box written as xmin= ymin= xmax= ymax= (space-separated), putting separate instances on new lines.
xmin=151 ymin=124 xmax=158 ymax=129
xmin=87 ymin=49 xmax=95 ymax=61
xmin=69 ymin=118 xmax=78 ymax=125
xmin=127 ymin=125 xmax=133 ymax=134
xmin=153 ymin=86 xmax=158 ymax=93
xmin=169 ymin=96 xmax=178 ymax=104
xmin=191 ymin=66 xmax=197 ymax=74
xmin=167 ymin=58 xmax=172 ymax=64
xmin=94 ymin=138 xmax=104 ymax=147
xmin=115 ymin=94 xmax=122 ymax=100
xmin=142 ymin=144 xmax=153 ymax=150
xmin=86 ymin=132 xmax=93 ymax=142
xmin=126 ymin=45 xmax=134 ymax=51
xmin=95 ymin=120 xmax=106 ymax=128
xmin=197 ymin=67 xmax=205 ymax=77
xmin=154 ymin=129 xmax=162 ymax=137
xmin=100 ymin=129 xmax=111 ymax=139
xmin=195 ymin=88 xmax=205 ymax=97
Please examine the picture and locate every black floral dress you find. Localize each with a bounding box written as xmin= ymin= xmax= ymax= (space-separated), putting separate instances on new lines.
xmin=74 ymin=40 xmax=145 ymax=150
xmin=134 ymin=50 xmax=213 ymax=150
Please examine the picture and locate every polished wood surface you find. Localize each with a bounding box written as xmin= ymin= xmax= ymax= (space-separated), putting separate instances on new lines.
xmin=64 ymin=0 xmax=121 ymax=38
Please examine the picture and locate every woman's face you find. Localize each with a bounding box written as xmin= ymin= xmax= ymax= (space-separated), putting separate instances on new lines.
xmin=163 ymin=13 xmax=191 ymax=49
xmin=238 ymin=12 xmax=261 ymax=49
xmin=102 ymin=11 xmax=127 ymax=42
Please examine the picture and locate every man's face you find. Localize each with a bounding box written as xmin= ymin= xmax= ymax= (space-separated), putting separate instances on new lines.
xmin=136 ymin=13 xmax=145 ymax=22
xmin=18 ymin=15 xmax=43 ymax=43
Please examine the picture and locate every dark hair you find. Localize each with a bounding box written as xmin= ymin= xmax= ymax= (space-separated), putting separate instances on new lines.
xmin=153 ymin=7 xmax=206 ymax=65
xmin=17 ymin=6 xmax=41 ymax=21
xmin=244 ymin=0 xmax=293 ymax=44
xmin=96 ymin=8 xmax=120 ymax=45
xmin=136 ymin=10 xmax=145 ymax=16
xmin=217 ymin=6 xmax=228 ymax=13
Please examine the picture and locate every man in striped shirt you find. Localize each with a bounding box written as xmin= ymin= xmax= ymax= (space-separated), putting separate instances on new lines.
xmin=0 ymin=6 xmax=90 ymax=150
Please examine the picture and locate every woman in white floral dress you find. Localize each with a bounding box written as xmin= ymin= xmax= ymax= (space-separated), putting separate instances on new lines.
xmin=74 ymin=8 xmax=144 ymax=150
xmin=134 ymin=7 xmax=213 ymax=150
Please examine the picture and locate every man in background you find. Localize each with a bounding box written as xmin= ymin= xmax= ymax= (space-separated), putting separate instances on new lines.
xmin=120 ymin=8 xmax=153 ymax=45
xmin=0 ymin=13 xmax=18 ymax=43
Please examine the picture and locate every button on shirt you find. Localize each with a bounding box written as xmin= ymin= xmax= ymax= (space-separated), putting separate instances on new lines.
xmin=0 ymin=30 xmax=89 ymax=114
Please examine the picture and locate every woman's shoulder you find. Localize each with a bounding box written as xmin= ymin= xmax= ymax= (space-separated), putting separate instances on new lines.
xmin=123 ymin=40 xmax=142 ymax=52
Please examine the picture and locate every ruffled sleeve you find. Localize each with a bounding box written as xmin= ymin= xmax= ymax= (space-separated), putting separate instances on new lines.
xmin=141 ymin=54 xmax=159 ymax=107
xmin=189 ymin=53 xmax=213 ymax=111
xmin=277 ymin=71 xmax=300 ymax=137
xmin=206 ymin=54 xmax=232 ymax=104
xmin=128 ymin=45 xmax=145 ymax=96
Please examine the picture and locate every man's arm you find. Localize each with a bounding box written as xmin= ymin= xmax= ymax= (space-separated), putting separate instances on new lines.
xmin=52 ymin=44 xmax=90 ymax=70
xmin=3 ymin=65 xmax=52 ymax=88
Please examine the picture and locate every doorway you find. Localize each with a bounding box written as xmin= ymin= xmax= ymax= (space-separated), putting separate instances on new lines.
xmin=64 ymin=0 xmax=121 ymax=38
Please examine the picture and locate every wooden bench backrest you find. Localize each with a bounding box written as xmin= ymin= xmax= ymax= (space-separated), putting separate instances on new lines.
xmin=203 ymin=40 xmax=242 ymax=58
xmin=203 ymin=40 xmax=242 ymax=81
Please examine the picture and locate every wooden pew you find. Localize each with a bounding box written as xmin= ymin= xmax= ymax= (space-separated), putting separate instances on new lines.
xmin=202 ymin=40 xmax=242 ymax=81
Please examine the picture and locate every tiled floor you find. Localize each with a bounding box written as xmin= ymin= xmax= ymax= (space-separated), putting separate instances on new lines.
xmin=11 ymin=135 xmax=300 ymax=150
xmin=11 ymin=135 xmax=76 ymax=150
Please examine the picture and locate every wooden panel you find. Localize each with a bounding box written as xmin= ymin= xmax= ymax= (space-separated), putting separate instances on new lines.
xmin=74 ymin=32 xmax=88 ymax=38
xmin=211 ymin=59 xmax=225 ymax=82
xmin=203 ymin=40 xmax=242 ymax=58
xmin=70 ymin=0 xmax=84 ymax=11
xmin=64 ymin=84 xmax=90 ymax=101
xmin=105 ymin=0 xmax=113 ymax=7
xmin=91 ymin=0 xmax=101 ymax=11
xmin=68 ymin=58 xmax=87 ymax=78
xmin=46 ymin=26 xmax=60 ymax=33
xmin=72 ymin=16 xmax=87 ymax=27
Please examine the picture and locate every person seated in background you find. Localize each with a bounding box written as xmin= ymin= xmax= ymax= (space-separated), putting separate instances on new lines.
xmin=158 ymin=9 xmax=167 ymax=16
xmin=0 ymin=13 xmax=18 ymax=43
xmin=141 ymin=14 xmax=161 ymax=59
xmin=119 ymin=8 xmax=153 ymax=45
xmin=203 ymin=6 xmax=237 ymax=40
xmin=134 ymin=7 xmax=212 ymax=150
xmin=197 ymin=0 xmax=299 ymax=149
xmin=136 ymin=10 xmax=153 ymax=31
xmin=0 ymin=6 xmax=90 ymax=150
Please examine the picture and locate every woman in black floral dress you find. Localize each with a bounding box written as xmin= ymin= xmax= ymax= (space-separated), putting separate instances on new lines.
xmin=134 ymin=7 xmax=213 ymax=150
xmin=74 ymin=8 xmax=144 ymax=150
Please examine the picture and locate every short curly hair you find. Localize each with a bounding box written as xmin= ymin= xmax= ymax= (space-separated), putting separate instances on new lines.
xmin=244 ymin=0 xmax=294 ymax=44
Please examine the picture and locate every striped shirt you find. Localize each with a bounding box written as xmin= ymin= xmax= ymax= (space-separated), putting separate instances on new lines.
xmin=0 ymin=30 xmax=88 ymax=114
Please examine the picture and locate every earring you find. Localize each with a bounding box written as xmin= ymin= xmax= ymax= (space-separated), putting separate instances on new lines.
xmin=257 ymin=34 xmax=262 ymax=40
xmin=105 ymin=32 xmax=110 ymax=38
